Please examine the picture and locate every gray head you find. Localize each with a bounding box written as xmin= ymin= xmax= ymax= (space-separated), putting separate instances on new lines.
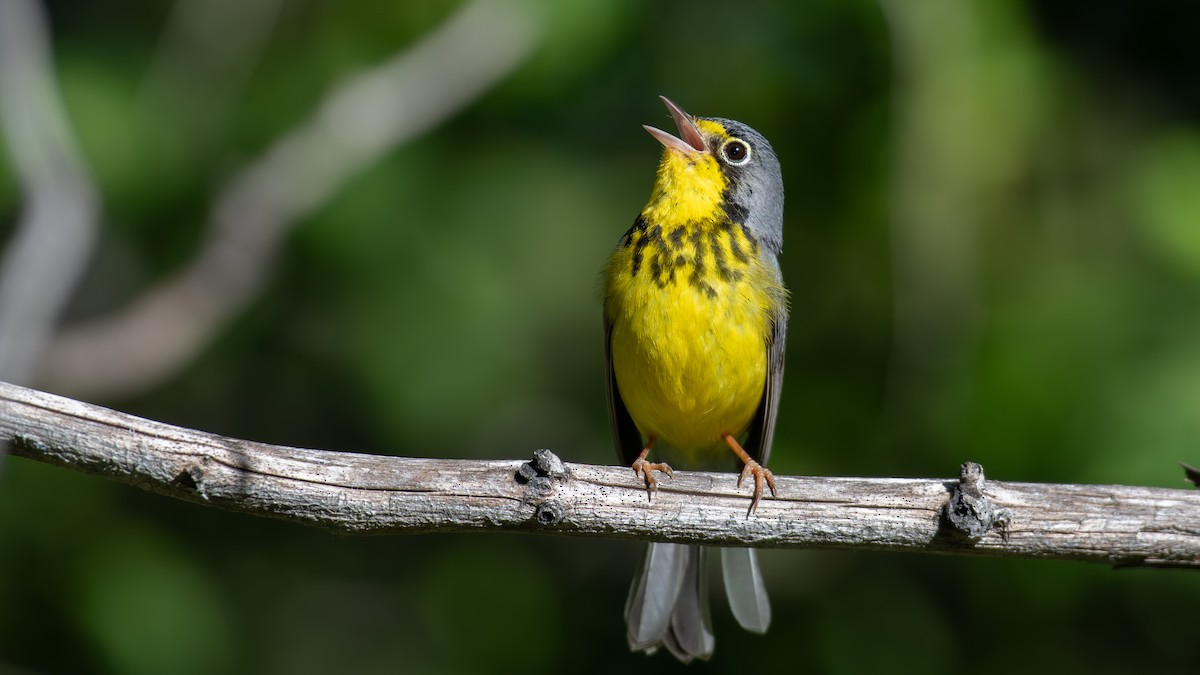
xmin=701 ymin=117 xmax=785 ymax=255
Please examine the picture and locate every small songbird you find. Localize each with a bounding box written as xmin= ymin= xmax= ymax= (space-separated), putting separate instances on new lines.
xmin=601 ymin=96 xmax=787 ymax=662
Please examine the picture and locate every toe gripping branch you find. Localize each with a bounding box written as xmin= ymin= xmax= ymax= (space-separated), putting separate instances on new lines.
xmin=723 ymin=433 xmax=777 ymax=515
xmin=631 ymin=437 xmax=673 ymax=501
xmin=626 ymin=435 xmax=779 ymax=515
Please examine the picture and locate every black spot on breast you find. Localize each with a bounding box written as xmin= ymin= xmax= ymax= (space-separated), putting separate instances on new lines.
xmin=648 ymin=251 xmax=677 ymax=288
xmin=630 ymin=228 xmax=652 ymax=276
xmin=740 ymin=224 xmax=760 ymax=255
xmin=649 ymin=225 xmax=666 ymax=252
xmin=668 ymin=227 xmax=685 ymax=250
xmin=729 ymin=231 xmax=749 ymax=264
xmin=710 ymin=230 xmax=742 ymax=282
xmin=689 ymin=247 xmax=707 ymax=290
xmin=620 ymin=214 xmax=647 ymax=247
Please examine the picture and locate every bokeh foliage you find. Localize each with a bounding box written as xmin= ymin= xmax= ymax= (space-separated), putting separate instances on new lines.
xmin=3 ymin=0 xmax=1200 ymax=672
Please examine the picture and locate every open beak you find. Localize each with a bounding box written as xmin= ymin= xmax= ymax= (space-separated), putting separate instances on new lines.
xmin=643 ymin=96 xmax=708 ymax=155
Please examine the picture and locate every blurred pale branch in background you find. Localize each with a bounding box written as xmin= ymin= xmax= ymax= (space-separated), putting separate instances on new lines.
xmin=138 ymin=0 xmax=285 ymax=145
xmin=40 ymin=0 xmax=544 ymax=398
xmin=0 ymin=0 xmax=100 ymax=386
xmin=4 ymin=380 xmax=1199 ymax=568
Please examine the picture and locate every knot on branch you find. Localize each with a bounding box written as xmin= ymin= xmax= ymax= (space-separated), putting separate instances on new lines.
xmin=943 ymin=462 xmax=1010 ymax=542
xmin=171 ymin=464 xmax=208 ymax=500
xmin=516 ymin=449 xmax=570 ymax=528
xmin=516 ymin=449 xmax=568 ymax=487
xmin=534 ymin=502 xmax=565 ymax=526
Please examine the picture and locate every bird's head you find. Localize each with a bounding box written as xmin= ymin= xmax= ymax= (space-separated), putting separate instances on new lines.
xmin=643 ymin=96 xmax=784 ymax=252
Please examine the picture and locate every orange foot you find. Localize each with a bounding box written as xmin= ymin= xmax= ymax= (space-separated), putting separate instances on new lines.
xmin=737 ymin=459 xmax=777 ymax=514
xmin=631 ymin=437 xmax=673 ymax=501
xmin=724 ymin=433 xmax=778 ymax=515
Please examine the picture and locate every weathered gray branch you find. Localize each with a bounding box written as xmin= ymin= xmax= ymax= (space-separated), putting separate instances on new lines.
xmin=2 ymin=380 xmax=1198 ymax=569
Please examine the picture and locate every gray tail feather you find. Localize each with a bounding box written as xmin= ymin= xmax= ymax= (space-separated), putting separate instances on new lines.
xmin=625 ymin=543 xmax=714 ymax=662
xmin=720 ymin=547 xmax=771 ymax=633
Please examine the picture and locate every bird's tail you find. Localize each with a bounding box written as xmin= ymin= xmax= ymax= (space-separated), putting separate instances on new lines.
xmin=721 ymin=547 xmax=771 ymax=632
xmin=625 ymin=544 xmax=770 ymax=662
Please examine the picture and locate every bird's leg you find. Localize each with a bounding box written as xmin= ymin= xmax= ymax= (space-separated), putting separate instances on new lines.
xmin=723 ymin=433 xmax=777 ymax=514
xmin=630 ymin=436 xmax=673 ymax=501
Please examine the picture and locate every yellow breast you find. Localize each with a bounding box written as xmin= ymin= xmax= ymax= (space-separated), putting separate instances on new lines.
xmin=604 ymin=217 xmax=781 ymax=459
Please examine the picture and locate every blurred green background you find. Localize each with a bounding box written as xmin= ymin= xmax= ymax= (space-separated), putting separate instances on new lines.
xmin=3 ymin=0 xmax=1200 ymax=672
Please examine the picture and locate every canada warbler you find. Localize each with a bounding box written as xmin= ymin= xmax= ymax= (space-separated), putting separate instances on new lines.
xmin=602 ymin=96 xmax=787 ymax=661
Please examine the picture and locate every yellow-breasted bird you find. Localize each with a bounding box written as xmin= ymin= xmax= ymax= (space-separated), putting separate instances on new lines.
xmin=602 ymin=96 xmax=787 ymax=662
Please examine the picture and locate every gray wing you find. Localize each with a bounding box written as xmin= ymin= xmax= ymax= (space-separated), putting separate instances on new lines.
xmin=605 ymin=315 xmax=645 ymax=465
xmin=741 ymin=300 xmax=787 ymax=466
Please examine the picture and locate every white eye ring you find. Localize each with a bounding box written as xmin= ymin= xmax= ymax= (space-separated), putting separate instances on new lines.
xmin=720 ymin=138 xmax=752 ymax=166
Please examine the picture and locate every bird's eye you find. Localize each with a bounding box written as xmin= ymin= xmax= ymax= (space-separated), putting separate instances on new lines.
xmin=720 ymin=138 xmax=752 ymax=166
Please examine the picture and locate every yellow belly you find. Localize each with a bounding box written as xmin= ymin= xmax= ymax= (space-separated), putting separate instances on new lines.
xmin=607 ymin=259 xmax=774 ymax=458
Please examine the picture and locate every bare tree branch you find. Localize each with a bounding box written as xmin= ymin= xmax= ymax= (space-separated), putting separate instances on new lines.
xmin=137 ymin=0 xmax=284 ymax=143
xmin=0 ymin=0 xmax=100 ymax=385
xmin=41 ymin=0 xmax=543 ymax=398
xmin=2 ymin=380 xmax=1198 ymax=569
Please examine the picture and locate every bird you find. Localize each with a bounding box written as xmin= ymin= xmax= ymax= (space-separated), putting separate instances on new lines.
xmin=601 ymin=96 xmax=787 ymax=662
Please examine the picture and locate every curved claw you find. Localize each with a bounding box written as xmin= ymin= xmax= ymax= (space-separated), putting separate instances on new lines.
xmin=737 ymin=460 xmax=777 ymax=515
xmin=632 ymin=458 xmax=674 ymax=501
xmin=723 ymin=433 xmax=777 ymax=515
